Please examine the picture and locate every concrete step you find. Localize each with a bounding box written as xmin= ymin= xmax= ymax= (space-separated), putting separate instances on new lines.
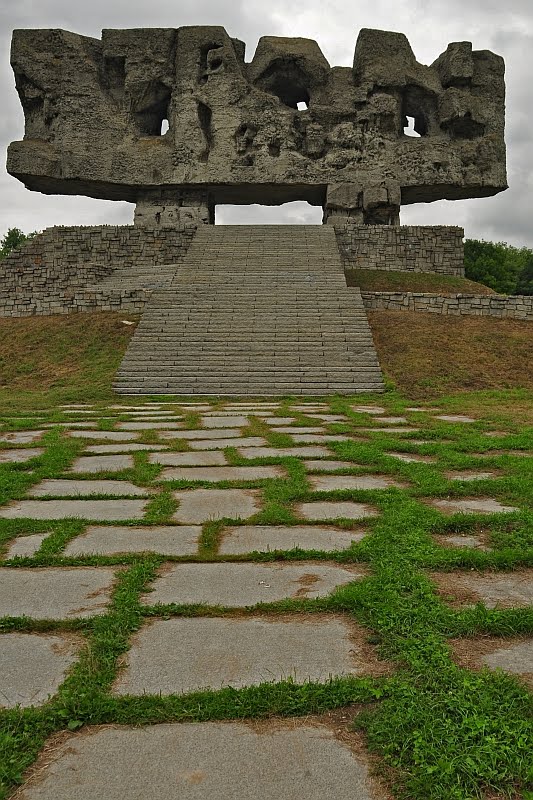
xmin=114 ymin=225 xmax=384 ymax=396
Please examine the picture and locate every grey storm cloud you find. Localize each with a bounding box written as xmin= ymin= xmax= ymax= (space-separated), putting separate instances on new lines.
xmin=1 ymin=0 xmax=532 ymax=245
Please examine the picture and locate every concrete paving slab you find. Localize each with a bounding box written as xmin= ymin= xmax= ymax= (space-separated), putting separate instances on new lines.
xmin=45 ymin=421 xmax=97 ymax=429
xmin=297 ymin=501 xmax=379 ymax=521
xmin=482 ymin=640 xmax=533 ymax=676
xmin=309 ymin=475 xmax=406 ymax=491
xmin=4 ymin=533 xmax=47 ymax=558
xmin=306 ymin=414 xmax=347 ymax=422
xmin=0 ymin=499 xmax=147 ymax=521
xmin=0 ymin=567 xmax=116 ymax=618
xmin=69 ymin=431 xmax=138 ymax=441
xmin=159 ymin=466 xmax=285 ymax=482
xmin=0 ymin=633 xmax=81 ymax=708
xmin=189 ymin=437 xmax=268 ymax=450
xmin=238 ymin=446 xmax=331 ymax=459
xmin=148 ymin=451 xmax=227 ymax=466
xmin=70 ymin=455 xmax=134 ymax=473
xmin=14 ymin=721 xmax=388 ymax=800
xmin=0 ymin=448 xmax=44 ymax=464
xmin=159 ymin=429 xmax=241 ymax=440
xmin=386 ymin=452 xmax=436 ymax=463
xmin=435 ymin=415 xmax=476 ymax=423
xmin=173 ymin=488 xmax=262 ymax=523
xmin=265 ymin=417 xmax=297 ymax=425
xmin=351 ymin=405 xmax=386 ymax=414
xmin=445 ymin=471 xmax=497 ymax=482
xmin=117 ymin=421 xmax=184 ymax=430
xmin=219 ymin=525 xmax=366 ymax=554
xmin=432 ymin=570 xmax=532 ymax=608
xmin=114 ymin=616 xmax=367 ymax=694
xmin=28 ymin=479 xmax=148 ymax=497
xmin=431 ymin=498 xmax=519 ymax=515
xmin=303 ymin=460 xmax=362 ymax=472
xmin=290 ymin=434 xmax=350 ymax=444
xmin=271 ymin=426 xmax=325 ymax=434
xmin=143 ymin=562 xmax=362 ymax=607
xmin=200 ymin=415 xmax=249 ymax=427
xmin=0 ymin=431 xmax=45 ymax=444
xmin=85 ymin=444 xmax=169 ymax=454
xmin=359 ymin=427 xmax=420 ymax=434
xmin=292 ymin=404 xmax=329 ymax=411
xmin=64 ymin=526 xmax=201 ymax=556
xmin=375 ymin=417 xmax=409 ymax=424
xmin=438 ymin=535 xmax=488 ymax=550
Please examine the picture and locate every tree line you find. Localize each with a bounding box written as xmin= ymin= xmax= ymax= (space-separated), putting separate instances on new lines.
xmin=1 ymin=227 xmax=532 ymax=295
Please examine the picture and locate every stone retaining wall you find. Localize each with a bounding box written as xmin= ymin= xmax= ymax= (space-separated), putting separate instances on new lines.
xmin=0 ymin=225 xmax=196 ymax=317
xmin=362 ymin=292 xmax=533 ymax=320
xmin=335 ymin=224 xmax=465 ymax=276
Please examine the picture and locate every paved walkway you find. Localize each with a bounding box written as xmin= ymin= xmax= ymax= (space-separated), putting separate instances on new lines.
xmin=0 ymin=400 xmax=530 ymax=798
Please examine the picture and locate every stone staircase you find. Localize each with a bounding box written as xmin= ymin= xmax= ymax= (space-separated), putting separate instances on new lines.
xmin=113 ymin=225 xmax=384 ymax=395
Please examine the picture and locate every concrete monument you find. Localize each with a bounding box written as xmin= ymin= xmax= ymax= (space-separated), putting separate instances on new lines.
xmin=8 ymin=26 xmax=506 ymax=226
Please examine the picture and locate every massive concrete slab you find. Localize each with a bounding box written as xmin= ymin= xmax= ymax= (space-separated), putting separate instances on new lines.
xmin=0 ymin=448 xmax=44 ymax=464
xmin=0 ymin=568 xmax=116 ymax=618
xmin=433 ymin=570 xmax=533 ymax=608
xmin=297 ymin=501 xmax=379 ymax=521
xmin=14 ymin=721 xmax=388 ymax=800
xmin=70 ymin=455 xmax=134 ymax=473
xmin=159 ymin=466 xmax=285 ymax=482
xmin=309 ymin=475 xmax=406 ymax=491
xmin=114 ymin=616 xmax=367 ymax=694
xmin=142 ymin=562 xmax=362 ymax=607
xmin=0 ymin=633 xmax=81 ymax=708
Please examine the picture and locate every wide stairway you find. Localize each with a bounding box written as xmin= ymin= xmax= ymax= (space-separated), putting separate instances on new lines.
xmin=114 ymin=225 xmax=384 ymax=395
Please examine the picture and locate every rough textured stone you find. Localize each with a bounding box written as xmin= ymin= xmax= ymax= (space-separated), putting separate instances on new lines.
xmin=114 ymin=616 xmax=367 ymax=694
xmin=64 ymin=526 xmax=201 ymax=556
xmin=143 ymin=562 xmax=362 ymax=606
xmin=386 ymin=452 xmax=436 ymax=463
xmin=69 ymin=431 xmax=138 ymax=441
xmin=159 ymin=466 xmax=285 ymax=482
xmin=0 ymin=499 xmax=147 ymax=521
xmin=159 ymin=428 xmax=242 ymax=440
xmin=28 ymin=479 xmax=148 ymax=497
xmin=117 ymin=421 xmax=184 ymax=430
xmin=0 ymin=568 xmax=115 ymax=618
xmin=70 ymin=455 xmax=134 ymax=473
xmin=200 ymin=416 xmax=250 ymax=427
xmin=435 ymin=414 xmax=476 ymax=423
xmin=445 ymin=471 xmax=497 ymax=482
xmin=173 ymin=488 xmax=262 ymax=523
xmin=0 ymin=448 xmax=44 ymax=464
xmin=13 ymin=722 xmax=386 ymax=800
xmin=8 ymin=28 xmax=506 ymax=211
xmin=297 ymin=501 xmax=379 ymax=520
xmin=219 ymin=525 xmax=366 ymax=554
xmin=309 ymin=474 xmax=405 ymax=491
xmin=0 ymin=633 xmax=81 ymax=708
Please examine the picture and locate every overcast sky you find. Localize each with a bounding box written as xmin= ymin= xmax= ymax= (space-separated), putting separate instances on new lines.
xmin=1 ymin=0 xmax=532 ymax=245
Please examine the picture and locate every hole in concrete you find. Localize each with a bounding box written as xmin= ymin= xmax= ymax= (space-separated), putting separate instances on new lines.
xmin=404 ymin=116 xmax=421 ymax=138
xmin=215 ymin=202 xmax=323 ymax=225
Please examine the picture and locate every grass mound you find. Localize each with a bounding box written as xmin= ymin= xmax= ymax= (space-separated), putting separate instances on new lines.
xmin=348 ymin=269 xmax=496 ymax=295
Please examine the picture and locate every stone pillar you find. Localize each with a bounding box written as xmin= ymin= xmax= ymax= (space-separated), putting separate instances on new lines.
xmin=323 ymin=182 xmax=400 ymax=226
xmin=134 ymin=188 xmax=214 ymax=226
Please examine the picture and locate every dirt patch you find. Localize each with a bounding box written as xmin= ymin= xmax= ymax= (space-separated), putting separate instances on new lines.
xmin=430 ymin=569 xmax=533 ymax=609
xmin=367 ymin=311 xmax=533 ymax=399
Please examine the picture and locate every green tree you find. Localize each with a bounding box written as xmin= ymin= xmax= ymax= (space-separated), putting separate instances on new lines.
xmin=464 ymin=239 xmax=532 ymax=295
xmin=0 ymin=227 xmax=36 ymax=260
xmin=515 ymin=254 xmax=533 ymax=295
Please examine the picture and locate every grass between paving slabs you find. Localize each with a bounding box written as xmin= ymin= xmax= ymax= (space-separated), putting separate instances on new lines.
xmin=0 ymin=396 xmax=532 ymax=799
